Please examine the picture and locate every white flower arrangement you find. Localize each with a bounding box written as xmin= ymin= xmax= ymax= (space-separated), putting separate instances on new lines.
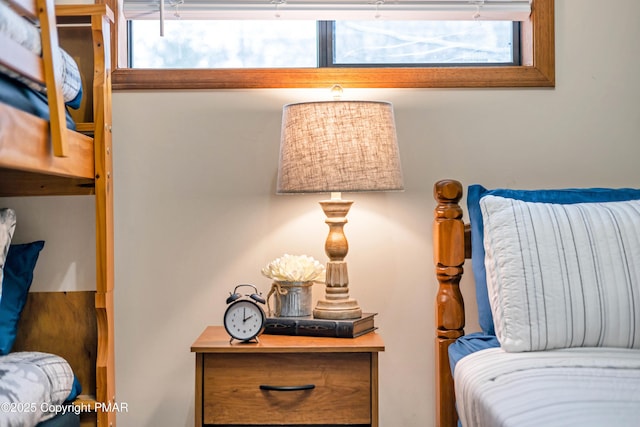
xmin=261 ymin=254 xmax=326 ymax=283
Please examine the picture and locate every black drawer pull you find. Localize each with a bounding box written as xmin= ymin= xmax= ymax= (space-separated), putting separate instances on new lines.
xmin=259 ymin=384 xmax=315 ymax=392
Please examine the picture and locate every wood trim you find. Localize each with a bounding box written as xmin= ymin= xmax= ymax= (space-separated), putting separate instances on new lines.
xmin=112 ymin=0 xmax=554 ymax=90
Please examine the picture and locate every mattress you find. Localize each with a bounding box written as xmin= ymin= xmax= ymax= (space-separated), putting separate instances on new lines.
xmin=455 ymin=347 xmax=640 ymax=427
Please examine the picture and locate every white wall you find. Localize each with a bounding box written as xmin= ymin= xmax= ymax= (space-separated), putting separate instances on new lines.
xmin=4 ymin=1 xmax=639 ymax=426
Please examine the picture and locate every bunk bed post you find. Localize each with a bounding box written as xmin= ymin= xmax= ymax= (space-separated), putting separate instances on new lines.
xmin=433 ymin=179 xmax=466 ymax=427
xmin=90 ymin=9 xmax=115 ymax=427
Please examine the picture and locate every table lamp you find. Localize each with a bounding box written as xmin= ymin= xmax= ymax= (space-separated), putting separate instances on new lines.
xmin=277 ymin=100 xmax=403 ymax=319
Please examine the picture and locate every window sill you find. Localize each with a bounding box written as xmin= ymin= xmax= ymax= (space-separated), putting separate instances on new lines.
xmin=112 ymin=65 xmax=554 ymax=90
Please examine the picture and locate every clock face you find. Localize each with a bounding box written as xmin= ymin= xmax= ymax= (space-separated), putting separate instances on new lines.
xmin=224 ymin=300 xmax=265 ymax=341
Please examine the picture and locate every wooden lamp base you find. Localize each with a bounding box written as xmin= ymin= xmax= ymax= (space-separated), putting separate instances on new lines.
xmin=313 ymin=197 xmax=362 ymax=320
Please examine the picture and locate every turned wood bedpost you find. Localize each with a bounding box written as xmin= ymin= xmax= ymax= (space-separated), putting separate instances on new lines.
xmin=433 ymin=179 xmax=466 ymax=427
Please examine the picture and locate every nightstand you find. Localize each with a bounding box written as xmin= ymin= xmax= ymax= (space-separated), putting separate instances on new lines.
xmin=191 ymin=326 xmax=385 ymax=426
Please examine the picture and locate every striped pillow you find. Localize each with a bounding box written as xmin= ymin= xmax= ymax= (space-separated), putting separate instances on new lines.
xmin=481 ymin=195 xmax=640 ymax=352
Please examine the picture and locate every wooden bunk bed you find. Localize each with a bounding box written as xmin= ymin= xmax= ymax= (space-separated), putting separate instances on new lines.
xmin=433 ymin=179 xmax=640 ymax=427
xmin=0 ymin=0 xmax=115 ymax=425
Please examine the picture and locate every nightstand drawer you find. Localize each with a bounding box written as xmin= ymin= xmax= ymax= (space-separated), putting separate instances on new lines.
xmin=203 ymin=352 xmax=372 ymax=425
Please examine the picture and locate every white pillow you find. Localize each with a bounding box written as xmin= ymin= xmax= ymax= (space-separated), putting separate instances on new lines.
xmin=481 ymin=195 xmax=640 ymax=352
xmin=0 ymin=208 xmax=17 ymax=301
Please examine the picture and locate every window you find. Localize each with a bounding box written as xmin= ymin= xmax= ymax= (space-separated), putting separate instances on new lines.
xmin=129 ymin=20 xmax=519 ymax=68
xmin=129 ymin=20 xmax=318 ymax=68
xmin=327 ymin=21 xmax=518 ymax=67
xmin=111 ymin=0 xmax=554 ymax=89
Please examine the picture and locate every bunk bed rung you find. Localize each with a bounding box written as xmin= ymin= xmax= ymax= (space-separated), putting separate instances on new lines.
xmin=75 ymin=122 xmax=96 ymax=133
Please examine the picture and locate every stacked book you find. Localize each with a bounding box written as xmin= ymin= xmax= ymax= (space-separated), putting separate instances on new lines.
xmin=264 ymin=312 xmax=377 ymax=338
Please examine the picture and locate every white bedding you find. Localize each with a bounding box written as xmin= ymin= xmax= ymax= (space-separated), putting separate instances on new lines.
xmin=455 ymin=347 xmax=640 ymax=427
xmin=0 ymin=351 xmax=75 ymax=426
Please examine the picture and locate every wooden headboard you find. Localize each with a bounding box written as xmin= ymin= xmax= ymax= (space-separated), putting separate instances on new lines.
xmin=433 ymin=179 xmax=470 ymax=427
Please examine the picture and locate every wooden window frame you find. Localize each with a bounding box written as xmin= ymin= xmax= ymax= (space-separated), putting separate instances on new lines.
xmin=110 ymin=0 xmax=554 ymax=90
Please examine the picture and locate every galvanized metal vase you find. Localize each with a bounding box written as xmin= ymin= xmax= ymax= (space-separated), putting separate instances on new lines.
xmin=267 ymin=281 xmax=313 ymax=317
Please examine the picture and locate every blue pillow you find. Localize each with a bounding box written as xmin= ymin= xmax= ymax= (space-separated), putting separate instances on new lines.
xmin=467 ymin=185 xmax=640 ymax=336
xmin=0 ymin=241 xmax=45 ymax=354
xmin=66 ymin=375 xmax=83 ymax=402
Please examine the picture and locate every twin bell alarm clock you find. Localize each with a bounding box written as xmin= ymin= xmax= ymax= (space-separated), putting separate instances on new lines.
xmin=223 ymin=284 xmax=266 ymax=343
